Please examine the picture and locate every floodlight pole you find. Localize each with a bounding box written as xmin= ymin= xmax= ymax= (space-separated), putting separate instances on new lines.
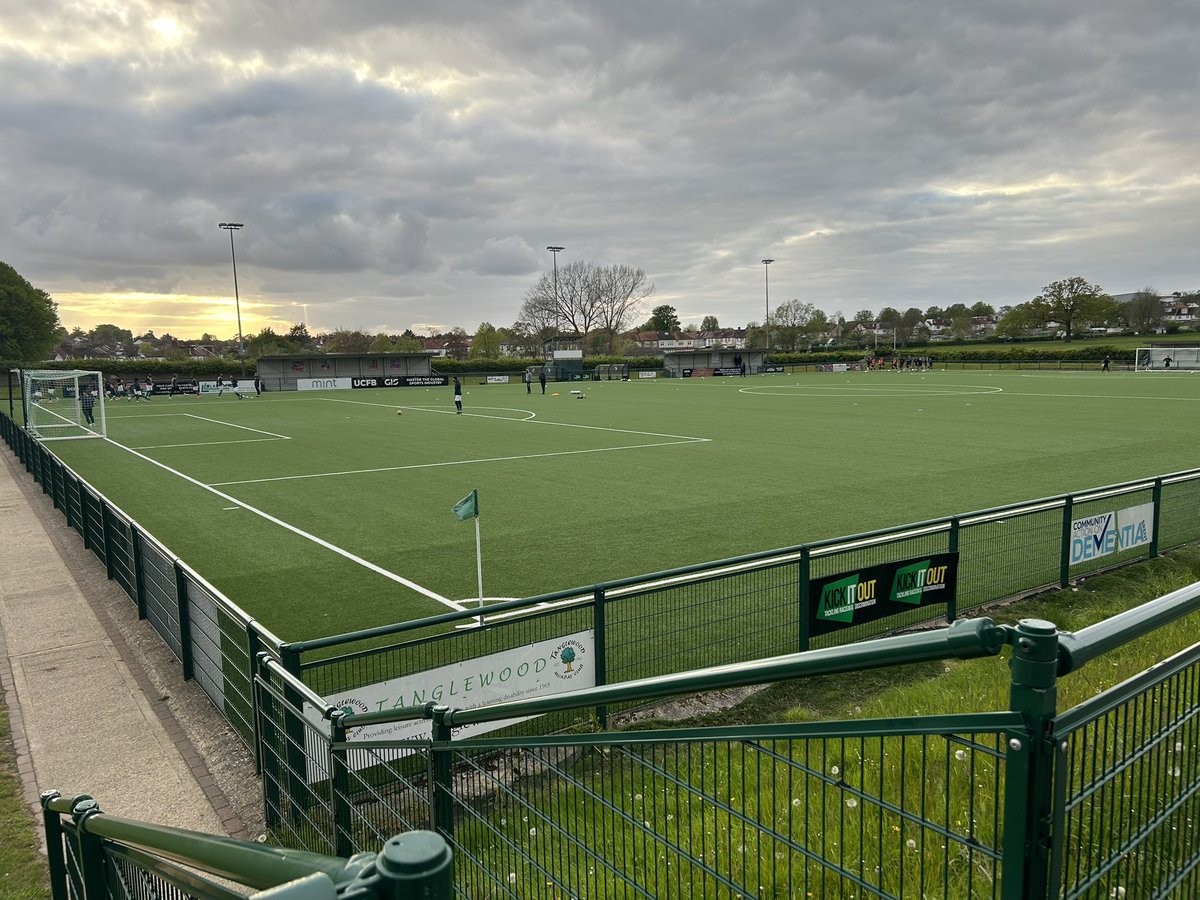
xmin=219 ymin=222 xmax=246 ymax=377
xmin=547 ymin=245 xmax=564 ymax=376
xmin=761 ymin=259 xmax=774 ymax=372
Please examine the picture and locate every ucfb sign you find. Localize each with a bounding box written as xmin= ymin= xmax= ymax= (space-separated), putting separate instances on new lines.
xmin=1070 ymin=503 xmax=1153 ymax=566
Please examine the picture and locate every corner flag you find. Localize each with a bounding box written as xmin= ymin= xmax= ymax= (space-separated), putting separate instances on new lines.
xmin=452 ymin=489 xmax=479 ymax=521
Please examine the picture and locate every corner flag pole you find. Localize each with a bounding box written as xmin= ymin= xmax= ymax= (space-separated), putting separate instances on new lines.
xmin=473 ymin=513 xmax=484 ymax=623
xmin=452 ymin=489 xmax=485 ymax=625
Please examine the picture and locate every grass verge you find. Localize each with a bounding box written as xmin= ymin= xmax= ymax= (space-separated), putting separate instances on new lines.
xmin=0 ymin=699 xmax=48 ymax=898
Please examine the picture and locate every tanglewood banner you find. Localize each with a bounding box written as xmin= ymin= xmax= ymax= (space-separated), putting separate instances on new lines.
xmin=809 ymin=553 xmax=958 ymax=636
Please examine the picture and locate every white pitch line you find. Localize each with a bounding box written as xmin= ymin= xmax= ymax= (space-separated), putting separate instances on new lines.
xmin=183 ymin=414 xmax=292 ymax=439
xmin=131 ymin=438 xmax=286 ymax=450
xmin=209 ymin=438 xmax=709 ymax=486
xmin=101 ymin=437 xmax=465 ymax=612
xmin=320 ymin=396 xmax=709 ymax=442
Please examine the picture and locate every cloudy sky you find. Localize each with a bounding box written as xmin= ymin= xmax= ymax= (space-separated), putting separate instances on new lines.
xmin=2 ymin=1 xmax=1198 ymax=340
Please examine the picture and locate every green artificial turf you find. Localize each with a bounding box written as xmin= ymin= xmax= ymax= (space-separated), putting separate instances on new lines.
xmin=45 ymin=369 xmax=1200 ymax=641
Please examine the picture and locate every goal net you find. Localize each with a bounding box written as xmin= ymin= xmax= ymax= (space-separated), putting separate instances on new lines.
xmin=1135 ymin=348 xmax=1200 ymax=371
xmin=22 ymin=370 xmax=107 ymax=440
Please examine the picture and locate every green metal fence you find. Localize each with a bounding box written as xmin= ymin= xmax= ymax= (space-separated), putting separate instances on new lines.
xmin=40 ymin=790 xmax=453 ymax=898
xmin=259 ymin=587 xmax=1200 ymax=898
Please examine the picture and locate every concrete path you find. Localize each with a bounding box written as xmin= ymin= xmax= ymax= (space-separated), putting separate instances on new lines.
xmin=0 ymin=444 xmax=255 ymax=839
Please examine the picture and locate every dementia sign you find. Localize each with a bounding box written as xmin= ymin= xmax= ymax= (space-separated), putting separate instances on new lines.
xmin=1070 ymin=503 xmax=1153 ymax=566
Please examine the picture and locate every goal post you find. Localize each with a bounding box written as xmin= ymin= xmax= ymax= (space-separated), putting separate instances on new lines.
xmin=22 ymin=369 xmax=107 ymax=440
xmin=1135 ymin=348 xmax=1200 ymax=371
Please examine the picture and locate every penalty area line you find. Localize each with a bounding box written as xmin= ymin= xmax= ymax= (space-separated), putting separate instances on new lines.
xmin=209 ymin=438 xmax=710 ymax=486
xmin=101 ymin=437 xmax=465 ymax=612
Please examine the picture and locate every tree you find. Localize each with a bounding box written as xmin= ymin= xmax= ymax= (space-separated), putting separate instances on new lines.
xmin=1124 ymin=287 xmax=1163 ymax=334
xmin=0 ymin=262 xmax=60 ymax=361
xmin=324 ymin=329 xmax=372 ymax=353
xmin=924 ymin=306 xmax=944 ymax=321
xmin=1032 ymin=276 xmax=1115 ymax=341
xmin=772 ymin=299 xmax=827 ymax=350
xmin=645 ymin=304 xmax=681 ymax=333
xmin=89 ymin=323 xmax=134 ymax=349
xmin=897 ymin=307 xmax=924 ymax=347
xmin=969 ymin=301 xmax=995 ymax=318
xmin=942 ymin=303 xmax=971 ymax=322
xmin=699 ymin=315 xmax=720 ymax=332
xmin=287 ymin=323 xmax=314 ymax=348
xmin=470 ymin=322 xmax=501 ymax=358
xmin=593 ymin=264 xmax=653 ymax=352
xmin=394 ymin=333 xmax=425 ymax=353
xmin=369 ymin=333 xmax=395 ymax=352
xmin=445 ymin=327 xmax=470 ymax=360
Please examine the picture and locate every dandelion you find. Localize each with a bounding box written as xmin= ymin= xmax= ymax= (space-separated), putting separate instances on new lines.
xmin=634 ymin=793 xmax=642 ymax=801
xmin=508 ymin=873 xmax=518 ymax=884
xmin=845 ymin=798 xmax=858 ymax=809
xmin=1172 ymin=767 xmax=1182 ymax=777
xmin=906 ymin=839 xmax=917 ymax=851
xmin=831 ymin=765 xmax=840 ymax=776
xmin=792 ymin=798 xmax=802 ymax=807
xmin=954 ymin=750 xmax=967 ymax=761
xmin=1177 ymin=742 xmax=1185 ymax=752
xmin=529 ymin=828 xmax=537 ymax=837
xmin=1110 ymin=888 xmax=1126 ymax=898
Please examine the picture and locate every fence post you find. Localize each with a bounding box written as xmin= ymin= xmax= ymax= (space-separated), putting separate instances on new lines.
xmin=247 ymin=627 xmax=264 ymax=774
xmin=256 ymin=654 xmax=282 ymax=832
xmin=101 ymin=502 xmax=115 ymax=580
xmin=376 ymin=831 xmax=454 ymax=898
xmin=330 ymin=711 xmax=354 ymax=858
xmin=1058 ymin=495 xmax=1074 ymax=587
xmin=131 ymin=525 xmax=148 ymax=620
xmin=593 ymin=587 xmax=607 ymax=728
xmin=70 ymin=796 xmax=109 ymax=900
xmin=40 ymin=791 xmax=69 ymax=900
xmin=279 ymin=645 xmax=310 ymax=831
xmin=947 ymin=518 xmax=959 ymax=623
xmin=431 ymin=706 xmax=455 ymax=843
xmin=1150 ymin=477 xmax=1163 ymax=559
xmin=174 ymin=561 xmax=194 ymax=680
xmin=798 ymin=546 xmax=811 ymax=652
xmin=1000 ymin=618 xmax=1060 ymax=900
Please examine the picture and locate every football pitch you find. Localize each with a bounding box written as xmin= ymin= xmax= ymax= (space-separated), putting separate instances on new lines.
xmin=44 ymin=369 xmax=1200 ymax=642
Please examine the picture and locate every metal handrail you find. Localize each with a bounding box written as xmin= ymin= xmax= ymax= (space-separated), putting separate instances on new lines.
xmin=332 ymin=617 xmax=1009 ymax=731
xmin=1056 ymin=581 xmax=1200 ymax=675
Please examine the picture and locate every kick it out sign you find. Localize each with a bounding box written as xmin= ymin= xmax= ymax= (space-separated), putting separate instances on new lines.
xmin=1070 ymin=503 xmax=1153 ymax=566
xmin=810 ymin=554 xmax=958 ymax=637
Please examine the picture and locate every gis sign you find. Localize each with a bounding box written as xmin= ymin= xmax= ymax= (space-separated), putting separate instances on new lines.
xmin=810 ymin=553 xmax=958 ymax=636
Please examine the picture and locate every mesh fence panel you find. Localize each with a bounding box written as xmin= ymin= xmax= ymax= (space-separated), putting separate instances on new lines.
xmin=336 ymin=742 xmax=435 ymax=851
xmin=437 ymin=719 xmax=1012 ymax=899
xmin=1160 ymin=476 xmax=1200 ymax=549
xmin=958 ymin=507 xmax=1063 ymax=612
xmin=137 ymin=536 xmax=183 ymax=661
xmin=606 ymin=561 xmax=801 ymax=683
xmin=184 ymin=575 xmax=255 ymax=748
xmin=1053 ymin=644 xmax=1200 ymax=899
xmin=105 ymin=509 xmax=137 ymax=600
xmin=256 ymin=676 xmax=338 ymax=855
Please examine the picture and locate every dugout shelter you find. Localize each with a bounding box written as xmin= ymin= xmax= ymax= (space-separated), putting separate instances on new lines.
xmin=662 ymin=349 xmax=762 ymax=378
xmin=256 ymin=353 xmax=441 ymax=392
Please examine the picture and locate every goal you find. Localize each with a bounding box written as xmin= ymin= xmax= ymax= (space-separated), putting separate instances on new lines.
xmin=1135 ymin=348 xmax=1200 ymax=371
xmin=23 ymin=369 xmax=107 ymax=440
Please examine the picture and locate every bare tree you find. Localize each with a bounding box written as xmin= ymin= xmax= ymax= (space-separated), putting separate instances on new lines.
xmin=594 ymin=264 xmax=654 ymax=353
xmin=1124 ymin=286 xmax=1163 ymax=334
